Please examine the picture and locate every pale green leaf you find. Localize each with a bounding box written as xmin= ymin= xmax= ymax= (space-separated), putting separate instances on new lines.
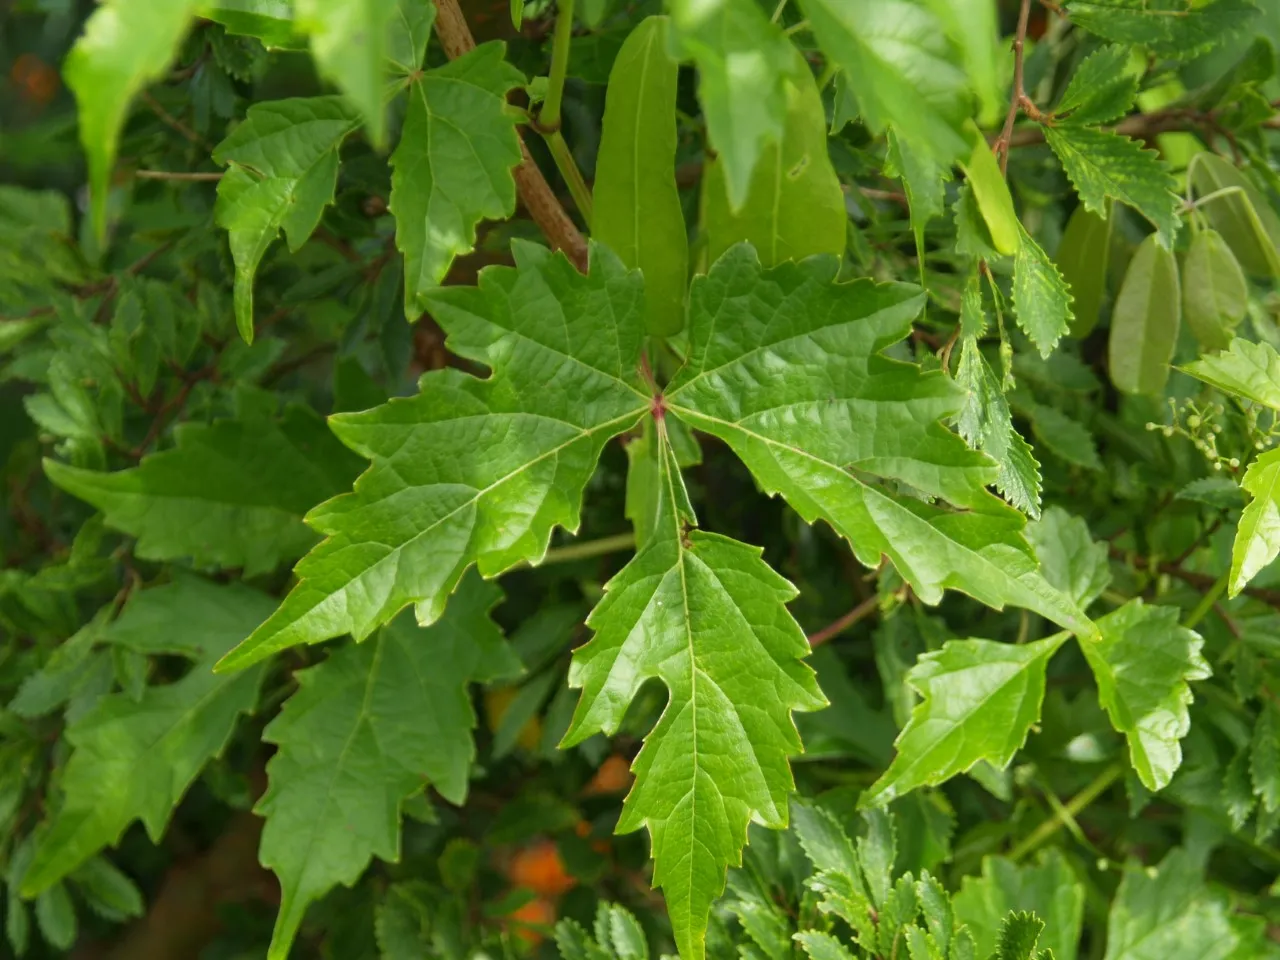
xmin=198 ymin=0 xmax=306 ymax=49
xmin=257 ymin=574 xmax=516 ymax=960
xmin=390 ymin=42 xmax=524 ymax=318
xmin=1108 ymin=233 xmax=1180 ymax=395
xmin=1103 ymin=850 xmax=1238 ymax=960
xmin=563 ymin=430 xmax=825 ymax=960
xmin=1084 ymin=601 xmax=1210 ymax=791
xmin=218 ymin=243 xmax=649 ymax=673
xmin=1066 ymin=0 xmax=1259 ymax=60
xmin=703 ymin=49 xmax=845 ymax=269
xmin=213 ymin=96 xmax=360 ymax=342
xmin=594 ymin=16 xmax=688 ymax=336
xmin=800 ymin=0 xmax=969 ymax=167
xmin=295 ymin=0 xmax=396 ymax=144
xmin=666 ymin=0 xmax=793 ymax=210
xmin=665 ymin=246 xmax=1093 ymax=636
xmin=795 ymin=931 xmax=856 ymax=960
xmin=21 ymin=579 xmax=272 ymax=896
xmin=1182 ymin=337 xmax=1280 ymax=408
xmin=1231 ymin=448 xmax=1280 ymax=596
xmin=920 ymin=0 xmax=1003 ymax=125
xmin=1026 ymin=507 xmax=1111 ymax=611
xmin=1190 ymin=152 xmax=1280 ymax=277
xmin=953 ymin=851 xmax=1084 ymax=960
xmin=961 ymin=127 xmax=1021 ymax=257
xmin=1184 ymin=229 xmax=1248 ymax=352
xmin=63 ymin=0 xmax=201 ymax=238
xmin=1058 ymin=204 xmax=1113 ymax=339
xmin=863 ymin=635 xmax=1066 ymax=806
xmin=1044 ymin=124 xmax=1181 ymax=247
xmin=1252 ymin=700 xmax=1279 ymax=812
xmin=1014 ymin=225 xmax=1074 ymax=359
xmin=1055 ymin=45 xmax=1138 ymax=126
xmin=43 ymin=408 xmax=362 ymax=577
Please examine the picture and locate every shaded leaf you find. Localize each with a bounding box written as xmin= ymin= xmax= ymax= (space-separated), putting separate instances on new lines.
xmin=1058 ymin=204 xmax=1113 ymax=339
xmin=1190 ymin=152 xmax=1280 ymax=277
xmin=1108 ymin=233 xmax=1180 ymax=395
xmin=1183 ymin=229 xmax=1249 ymax=352
xmin=953 ymin=851 xmax=1084 ymax=960
xmin=1026 ymin=507 xmax=1111 ymax=611
xmin=1103 ymin=850 xmax=1238 ymax=960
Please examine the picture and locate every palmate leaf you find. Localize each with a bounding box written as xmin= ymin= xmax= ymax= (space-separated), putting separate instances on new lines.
xmin=257 ymin=574 xmax=519 ymax=960
xmin=564 ymin=428 xmax=826 ymax=960
xmin=218 ymin=242 xmax=651 ymax=672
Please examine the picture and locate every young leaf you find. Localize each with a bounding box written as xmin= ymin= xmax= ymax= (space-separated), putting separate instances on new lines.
xmin=63 ymin=0 xmax=200 ymax=238
xmin=665 ymin=246 xmax=1092 ymax=637
xmin=213 ymin=96 xmax=361 ymax=342
xmin=1058 ymin=204 xmax=1113 ymax=338
xmin=1231 ymin=448 xmax=1280 ymax=597
xmin=666 ymin=0 xmax=793 ymax=209
xmin=704 ymin=49 xmax=845 ymax=269
xmin=1084 ymin=601 xmax=1210 ymax=791
xmin=1103 ymin=850 xmax=1239 ymax=960
xmin=953 ymin=851 xmax=1084 ymax=960
xmin=1182 ymin=337 xmax=1280 ymax=408
xmin=296 ymin=0 xmax=396 ymax=144
xmin=563 ymin=427 xmax=826 ymax=960
xmin=1183 ymin=229 xmax=1248 ymax=351
xmin=1065 ymin=0 xmax=1258 ymax=59
xmin=960 ymin=127 xmax=1021 ymax=257
xmin=1055 ymin=45 xmax=1138 ymax=126
xmin=1014 ymin=225 xmax=1074 ymax=359
xmin=257 ymin=575 xmax=519 ymax=960
xmin=1251 ymin=699 xmax=1280 ymax=813
xmin=994 ymin=912 xmax=1046 ymax=960
xmin=1026 ymin=507 xmax=1111 ymax=611
xmin=43 ymin=408 xmax=363 ymax=577
xmin=390 ymin=42 xmax=525 ymax=318
xmin=593 ymin=16 xmax=688 ymax=337
xmin=218 ymin=243 xmax=650 ymax=673
xmin=795 ymin=931 xmax=857 ymax=960
xmin=1190 ymin=153 xmax=1280 ymax=277
xmin=862 ymin=636 xmax=1065 ymax=806
xmin=21 ymin=579 xmax=273 ymax=896
xmin=799 ymin=0 xmax=969 ymax=167
xmin=1108 ymin=233 xmax=1181 ymax=395
xmin=1044 ymin=124 xmax=1180 ymax=247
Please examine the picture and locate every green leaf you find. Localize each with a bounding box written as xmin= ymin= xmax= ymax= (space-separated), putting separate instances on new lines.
xmin=1230 ymin=448 xmax=1280 ymax=596
xmin=960 ymin=128 xmax=1021 ymax=257
xmin=257 ymin=574 xmax=517 ymax=960
xmin=1251 ymin=699 xmax=1280 ymax=813
xmin=594 ymin=16 xmax=688 ymax=337
xmin=34 ymin=883 xmax=76 ymax=952
xmin=387 ymin=0 xmax=436 ymax=75
xmin=390 ymin=42 xmax=524 ymax=319
xmin=919 ymin=0 xmax=1003 ymax=125
xmin=1183 ymin=229 xmax=1248 ymax=352
xmin=21 ymin=579 xmax=273 ymax=896
xmin=1107 ymin=233 xmax=1181 ymax=396
xmin=1103 ymin=850 xmax=1238 ymax=960
xmin=1014 ymin=225 xmax=1074 ymax=359
xmin=1182 ymin=337 xmax=1280 ymax=408
xmin=63 ymin=0 xmax=200 ymax=239
xmin=625 ymin=417 xmax=700 ymax=549
xmin=71 ymin=856 xmax=144 ymax=922
xmin=665 ymin=246 xmax=1092 ymax=637
xmin=1026 ymin=507 xmax=1111 ymax=611
xmin=218 ymin=243 xmax=649 ymax=673
xmin=1055 ymin=45 xmax=1138 ymax=126
xmin=887 ymin=131 xmax=951 ymax=264
xmin=863 ymin=635 xmax=1066 ymax=806
xmin=1066 ymin=0 xmax=1259 ymax=60
xmin=1223 ymin=748 xmax=1256 ymax=830
xmin=197 ymin=0 xmax=306 ymax=49
xmin=795 ymin=931 xmax=857 ymax=960
xmin=1022 ymin=403 xmax=1102 ymax=472
xmin=1044 ymin=124 xmax=1181 ymax=247
xmin=375 ymin=883 xmax=432 ymax=960
xmin=703 ymin=49 xmax=846 ymax=269
xmin=295 ymin=0 xmax=395 ymax=144
xmin=562 ymin=428 xmax=825 ymax=960
xmin=1084 ymin=601 xmax=1210 ymax=791
xmin=994 ymin=912 xmax=1046 ymax=960
xmin=667 ymin=0 xmax=793 ymax=210
xmin=953 ymin=851 xmax=1084 ymax=960
xmin=800 ymin=0 xmax=969 ymax=167
xmin=1057 ymin=204 xmax=1113 ymax=339
xmin=1190 ymin=153 xmax=1280 ymax=277
xmin=44 ymin=408 xmax=363 ymax=577
xmin=213 ymin=96 xmax=361 ymax=342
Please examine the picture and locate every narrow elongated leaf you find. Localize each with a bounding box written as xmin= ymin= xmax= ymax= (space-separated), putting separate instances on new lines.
xmin=1084 ymin=601 xmax=1210 ymax=790
xmin=1252 ymin=701 xmax=1280 ymax=813
xmin=953 ymin=851 xmax=1084 ymax=960
xmin=1058 ymin=204 xmax=1113 ymax=338
xmin=961 ymin=129 xmax=1020 ymax=257
xmin=862 ymin=635 xmax=1065 ymax=805
xmin=800 ymin=0 xmax=969 ymax=166
xmin=1182 ymin=337 xmax=1280 ymax=408
xmin=296 ymin=0 xmax=395 ymax=143
xmin=1108 ymin=233 xmax=1180 ymax=395
xmin=1044 ymin=124 xmax=1181 ymax=247
xmin=213 ymin=96 xmax=360 ymax=342
xmin=887 ymin=130 xmax=951 ymax=263
xmin=1103 ymin=850 xmax=1238 ymax=960
xmin=563 ymin=428 xmax=825 ymax=960
xmin=1055 ymin=45 xmax=1138 ymax=125
xmin=1014 ymin=225 xmax=1074 ymax=358
xmin=257 ymin=575 xmax=519 ymax=960
xmin=21 ymin=579 xmax=272 ymax=896
xmin=43 ymin=408 xmax=363 ymax=576
xmin=218 ymin=243 xmax=650 ymax=673
xmin=63 ymin=0 xmax=200 ymax=238
xmin=390 ymin=42 xmax=524 ymax=318
xmin=1232 ymin=448 xmax=1280 ymax=597
xmin=594 ymin=16 xmax=687 ymax=337
xmin=1190 ymin=153 xmax=1280 ymax=277
xmin=665 ymin=246 xmax=1091 ymax=636
xmin=667 ymin=0 xmax=793 ymax=210
xmin=1066 ymin=0 xmax=1258 ymax=59
xmin=703 ymin=49 xmax=845 ymax=268
xmin=1183 ymin=229 xmax=1247 ymax=351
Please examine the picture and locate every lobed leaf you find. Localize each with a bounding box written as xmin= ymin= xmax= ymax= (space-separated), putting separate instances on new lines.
xmin=1183 ymin=337 xmax=1280 ymax=408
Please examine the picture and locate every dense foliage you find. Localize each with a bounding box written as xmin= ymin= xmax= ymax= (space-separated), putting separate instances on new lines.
xmin=2 ymin=0 xmax=1280 ymax=957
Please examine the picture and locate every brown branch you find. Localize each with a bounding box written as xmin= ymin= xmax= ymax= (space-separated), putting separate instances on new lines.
xmin=994 ymin=0 xmax=1034 ymax=174
xmin=430 ymin=0 xmax=588 ymax=272
xmin=807 ymin=595 xmax=879 ymax=648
